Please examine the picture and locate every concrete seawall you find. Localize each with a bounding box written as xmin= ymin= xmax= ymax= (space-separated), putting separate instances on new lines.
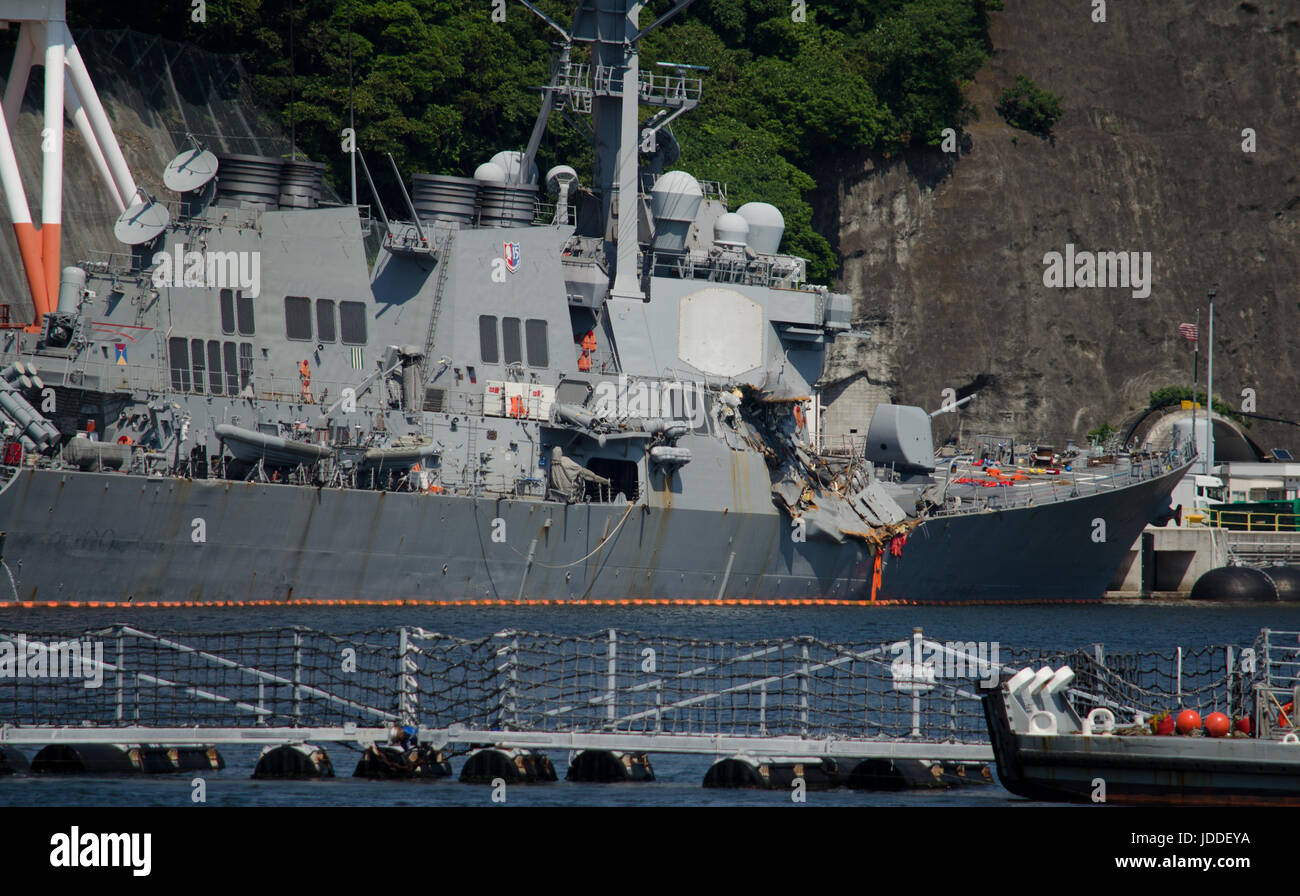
xmin=1108 ymin=526 xmax=1300 ymax=597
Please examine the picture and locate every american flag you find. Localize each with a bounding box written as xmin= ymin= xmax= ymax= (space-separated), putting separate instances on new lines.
xmin=1178 ymin=322 xmax=1199 ymax=342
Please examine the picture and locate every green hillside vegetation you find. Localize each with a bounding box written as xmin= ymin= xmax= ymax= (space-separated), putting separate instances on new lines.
xmin=68 ymin=0 xmax=1002 ymax=282
xmin=1148 ymin=386 xmax=1248 ymax=427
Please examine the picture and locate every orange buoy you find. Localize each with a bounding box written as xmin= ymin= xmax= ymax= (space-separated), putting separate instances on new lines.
xmin=1203 ymin=712 xmax=1230 ymax=738
xmin=1234 ymin=716 xmax=1253 ymax=736
xmin=1175 ymin=709 xmax=1202 ymax=735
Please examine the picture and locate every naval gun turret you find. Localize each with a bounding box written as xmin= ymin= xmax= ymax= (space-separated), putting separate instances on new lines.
xmin=865 ymin=405 xmax=937 ymax=475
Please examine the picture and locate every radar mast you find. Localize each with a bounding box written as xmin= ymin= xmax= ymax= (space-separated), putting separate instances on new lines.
xmin=517 ymin=0 xmax=703 ymax=300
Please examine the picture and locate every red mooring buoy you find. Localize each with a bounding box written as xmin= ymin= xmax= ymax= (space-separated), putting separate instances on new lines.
xmin=1175 ymin=709 xmax=1202 ymax=735
xmin=1203 ymin=712 xmax=1231 ymax=738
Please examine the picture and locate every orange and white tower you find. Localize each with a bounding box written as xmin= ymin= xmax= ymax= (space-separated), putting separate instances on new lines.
xmin=0 ymin=0 xmax=137 ymax=330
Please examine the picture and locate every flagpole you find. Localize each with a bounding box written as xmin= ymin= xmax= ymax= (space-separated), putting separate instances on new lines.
xmin=1192 ymin=307 xmax=1199 ymax=466
xmin=1206 ymin=290 xmax=1216 ymax=476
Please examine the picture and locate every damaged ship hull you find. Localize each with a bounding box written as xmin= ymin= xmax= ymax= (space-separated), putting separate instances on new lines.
xmin=0 ymin=460 xmax=1188 ymax=604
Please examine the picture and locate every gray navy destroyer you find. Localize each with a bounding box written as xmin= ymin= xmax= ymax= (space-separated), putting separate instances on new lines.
xmin=0 ymin=0 xmax=1192 ymax=604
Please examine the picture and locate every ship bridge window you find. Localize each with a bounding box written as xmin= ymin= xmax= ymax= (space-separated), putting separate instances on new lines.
xmin=339 ymin=301 xmax=367 ymax=345
xmin=219 ymin=290 xmax=235 ymax=334
xmin=285 ymin=295 xmax=312 ymax=341
xmin=525 ymin=319 xmax=548 ymax=368
xmin=190 ymin=339 xmax=205 ymax=394
xmin=239 ymin=342 xmax=254 ymax=391
xmin=236 ymin=292 xmax=255 ymax=336
xmin=479 ymin=315 xmax=499 ymax=364
xmin=502 ymin=317 xmax=522 ymax=366
xmin=168 ymin=337 xmax=191 ymax=392
xmin=317 ymin=300 xmax=336 ymax=343
xmin=223 ymin=342 xmax=239 ymax=394
xmin=556 ymin=378 xmax=593 ymax=406
xmin=207 ymin=340 xmax=223 ymax=394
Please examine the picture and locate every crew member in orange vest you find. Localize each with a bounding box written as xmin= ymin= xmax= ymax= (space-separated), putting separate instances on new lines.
xmin=299 ymin=359 xmax=312 ymax=402
xmin=577 ymin=330 xmax=597 ymax=372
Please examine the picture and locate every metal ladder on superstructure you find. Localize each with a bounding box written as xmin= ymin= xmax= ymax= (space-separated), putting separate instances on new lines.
xmin=465 ymin=420 xmax=480 ymax=496
xmin=419 ymin=228 xmax=455 ymax=386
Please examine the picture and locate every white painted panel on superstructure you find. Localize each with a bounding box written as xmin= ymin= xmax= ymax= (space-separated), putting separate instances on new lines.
xmin=491 ymin=381 xmax=554 ymax=420
xmin=484 ymin=381 xmax=507 ymax=417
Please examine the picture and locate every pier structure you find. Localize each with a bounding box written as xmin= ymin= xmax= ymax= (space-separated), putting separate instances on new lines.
xmin=0 ymin=626 xmax=1265 ymax=775
xmin=1111 ymin=524 xmax=1300 ymax=596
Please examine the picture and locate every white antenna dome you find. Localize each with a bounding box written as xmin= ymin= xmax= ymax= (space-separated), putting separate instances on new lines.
xmin=713 ymin=211 xmax=749 ymax=248
xmin=474 ymin=161 xmax=507 ymax=183
xmin=545 ymin=165 xmax=579 ymax=194
xmin=736 ymin=202 xmax=785 ymax=255
xmin=653 ymin=169 xmax=703 ymax=198
xmin=489 ymin=150 xmax=539 ymax=185
xmin=650 ymin=171 xmax=703 ymax=253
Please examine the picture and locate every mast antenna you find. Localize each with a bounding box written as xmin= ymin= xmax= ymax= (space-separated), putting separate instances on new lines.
xmin=289 ymin=0 xmax=297 ymax=160
xmin=348 ymin=26 xmax=357 ymax=206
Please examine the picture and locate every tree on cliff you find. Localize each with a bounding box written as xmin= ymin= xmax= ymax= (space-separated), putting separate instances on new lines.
xmin=996 ymin=74 xmax=1064 ymax=137
xmin=65 ymin=0 xmax=1002 ymax=283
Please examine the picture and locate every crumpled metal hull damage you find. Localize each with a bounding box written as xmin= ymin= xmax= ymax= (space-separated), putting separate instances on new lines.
xmin=735 ymin=385 xmax=918 ymax=550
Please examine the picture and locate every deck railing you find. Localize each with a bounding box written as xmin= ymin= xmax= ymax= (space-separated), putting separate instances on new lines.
xmin=927 ymin=443 xmax=1195 ymax=519
xmin=1208 ymin=509 xmax=1300 ymax=532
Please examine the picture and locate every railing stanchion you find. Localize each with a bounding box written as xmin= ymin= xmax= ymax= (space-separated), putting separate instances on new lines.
xmin=799 ymin=641 xmax=810 ymax=737
xmin=606 ymin=629 xmax=617 ymax=725
xmin=293 ymin=629 xmax=302 ymax=726
xmin=911 ymin=628 xmax=923 ymax=738
xmin=114 ymin=630 xmax=124 ymax=724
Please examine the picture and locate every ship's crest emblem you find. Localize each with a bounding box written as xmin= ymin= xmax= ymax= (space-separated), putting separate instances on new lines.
xmin=114 ymin=343 xmax=127 ymax=365
xmin=503 ymin=241 xmax=521 ymax=273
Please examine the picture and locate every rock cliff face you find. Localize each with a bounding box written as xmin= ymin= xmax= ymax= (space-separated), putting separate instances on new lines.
xmin=818 ymin=0 xmax=1300 ymax=454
